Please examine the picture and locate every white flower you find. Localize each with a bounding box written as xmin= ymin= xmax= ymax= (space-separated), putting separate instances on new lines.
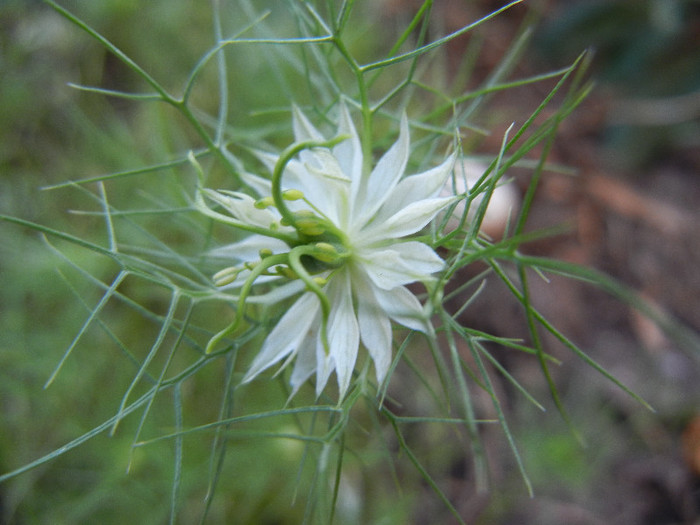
xmin=200 ymin=104 xmax=457 ymax=398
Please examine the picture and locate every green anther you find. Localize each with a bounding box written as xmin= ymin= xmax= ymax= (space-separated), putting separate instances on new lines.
xmin=258 ymin=248 xmax=273 ymax=258
xmin=212 ymin=266 xmax=240 ymax=286
xmin=297 ymin=222 xmax=326 ymax=236
xmin=205 ymin=252 xmax=289 ymax=355
xmin=280 ymin=217 xmax=291 ymax=226
xmin=254 ymin=196 xmax=275 ymax=209
xmin=282 ymin=189 xmax=304 ymax=201
xmin=244 ymin=261 xmax=257 ymax=271
xmin=312 ymin=242 xmax=340 ymax=263
xmin=294 ymin=211 xmax=326 ymax=236
xmin=312 ymin=276 xmax=328 ymax=286
xmin=315 ymin=242 xmax=336 ymax=253
xmin=276 ymin=266 xmax=297 ymax=279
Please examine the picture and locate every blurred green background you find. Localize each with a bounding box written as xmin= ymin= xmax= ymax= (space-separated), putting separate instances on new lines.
xmin=1 ymin=0 xmax=699 ymax=523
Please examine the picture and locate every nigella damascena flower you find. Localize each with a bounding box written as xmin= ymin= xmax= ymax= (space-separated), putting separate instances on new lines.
xmin=196 ymin=103 xmax=457 ymax=398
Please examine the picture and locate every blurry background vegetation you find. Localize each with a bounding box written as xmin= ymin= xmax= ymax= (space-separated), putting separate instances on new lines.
xmin=1 ymin=0 xmax=699 ymax=523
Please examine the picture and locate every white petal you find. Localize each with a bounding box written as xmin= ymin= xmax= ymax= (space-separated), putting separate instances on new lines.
xmin=251 ymin=149 xmax=278 ymax=174
xmin=246 ymin=279 xmax=306 ymax=304
xmin=222 ymin=147 xmax=272 ymax=198
xmin=289 ymin=321 xmax=321 ymax=395
xmin=305 ymin=149 xmax=351 ymax=183
xmin=209 ymin=235 xmax=289 ymax=263
xmin=242 ymin=292 xmax=319 ymax=382
xmin=240 ymin=170 xmax=273 ymax=198
xmin=373 ymin=154 xmax=456 ymax=224
xmin=353 ymin=274 xmax=393 ymax=384
xmin=302 ymin=150 xmax=351 ymax=224
xmin=204 ymin=189 xmax=280 ymax=229
xmin=359 ymin=241 xmax=444 ymax=290
xmin=332 ymin=103 xmax=363 ymax=186
xmin=325 ymin=269 xmax=359 ymax=397
xmin=361 ymin=196 xmax=458 ymax=245
xmin=351 ymin=114 xmax=410 ymax=227
xmin=374 ymin=285 xmax=430 ymax=333
xmin=390 ymin=241 xmax=445 ymax=271
xmin=292 ymin=105 xmax=325 ymax=142
xmin=263 ymin=155 xmax=345 ymax=223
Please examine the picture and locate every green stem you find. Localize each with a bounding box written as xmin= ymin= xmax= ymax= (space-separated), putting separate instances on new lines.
xmin=205 ymin=253 xmax=289 ymax=354
xmin=287 ymin=246 xmax=332 ymax=355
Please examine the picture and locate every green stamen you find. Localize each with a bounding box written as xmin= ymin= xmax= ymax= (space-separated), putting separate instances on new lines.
xmin=254 ymin=196 xmax=275 ymax=209
xmin=282 ymin=189 xmax=304 ymax=201
xmin=206 ymin=253 xmax=289 ymax=354
xmin=212 ymin=266 xmax=240 ymax=287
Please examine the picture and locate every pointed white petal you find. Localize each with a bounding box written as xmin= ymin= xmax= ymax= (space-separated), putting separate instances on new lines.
xmin=326 ymin=269 xmax=359 ymax=398
xmin=361 ymin=196 xmax=458 ymax=245
xmin=351 ymin=114 xmax=410 ymax=227
xmin=305 ymin=149 xmax=352 ymax=183
xmin=332 ymin=102 xmax=363 ymax=186
xmin=289 ymin=323 xmax=320 ymax=395
xmin=353 ymin=272 xmax=393 ymax=384
xmin=246 ymin=279 xmax=306 ymax=304
xmin=390 ymin=241 xmax=445 ymax=270
xmin=374 ymin=285 xmax=430 ymax=333
xmin=203 ymin=189 xmax=280 ymax=229
xmin=251 ymin=149 xmax=278 ymax=173
xmin=240 ymin=170 xmax=273 ymax=198
xmin=221 ymin=147 xmax=273 ymax=198
xmin=359 ymin=241 xmax=444 ymax=289
xmin=292 ymin=105 xmax=325 ymax=142
xmin=374 ymin=154 xmax=456 ymax=224
xmin=314 ymin=338 xmax=334 ymax=398
xmin=242 ymin=293 xmax=319 ymax=383
xmin=209 ymin=235 xmax=289 ymax=262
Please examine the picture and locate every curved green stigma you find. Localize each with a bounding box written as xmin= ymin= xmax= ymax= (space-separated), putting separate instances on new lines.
xmin=270 ymin=135 xmax=348 ymax=233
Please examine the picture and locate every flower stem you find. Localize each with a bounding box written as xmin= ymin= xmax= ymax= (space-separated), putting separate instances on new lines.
xmin=288 ymin=245 xmax=332 ymax=355
xmin=205 ymin=253 xmax=289 ymax=354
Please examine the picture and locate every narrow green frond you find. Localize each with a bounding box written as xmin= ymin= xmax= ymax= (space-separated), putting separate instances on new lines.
xmin=67 ymin=83 xmax=163 ymax=101
xmin=45 ymin=1 xmax=173 ymax=100
xmin=360 ymin=0 xmax=524 ymax=72
xmin=44 ymin=271 xmax=128 ymax=389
